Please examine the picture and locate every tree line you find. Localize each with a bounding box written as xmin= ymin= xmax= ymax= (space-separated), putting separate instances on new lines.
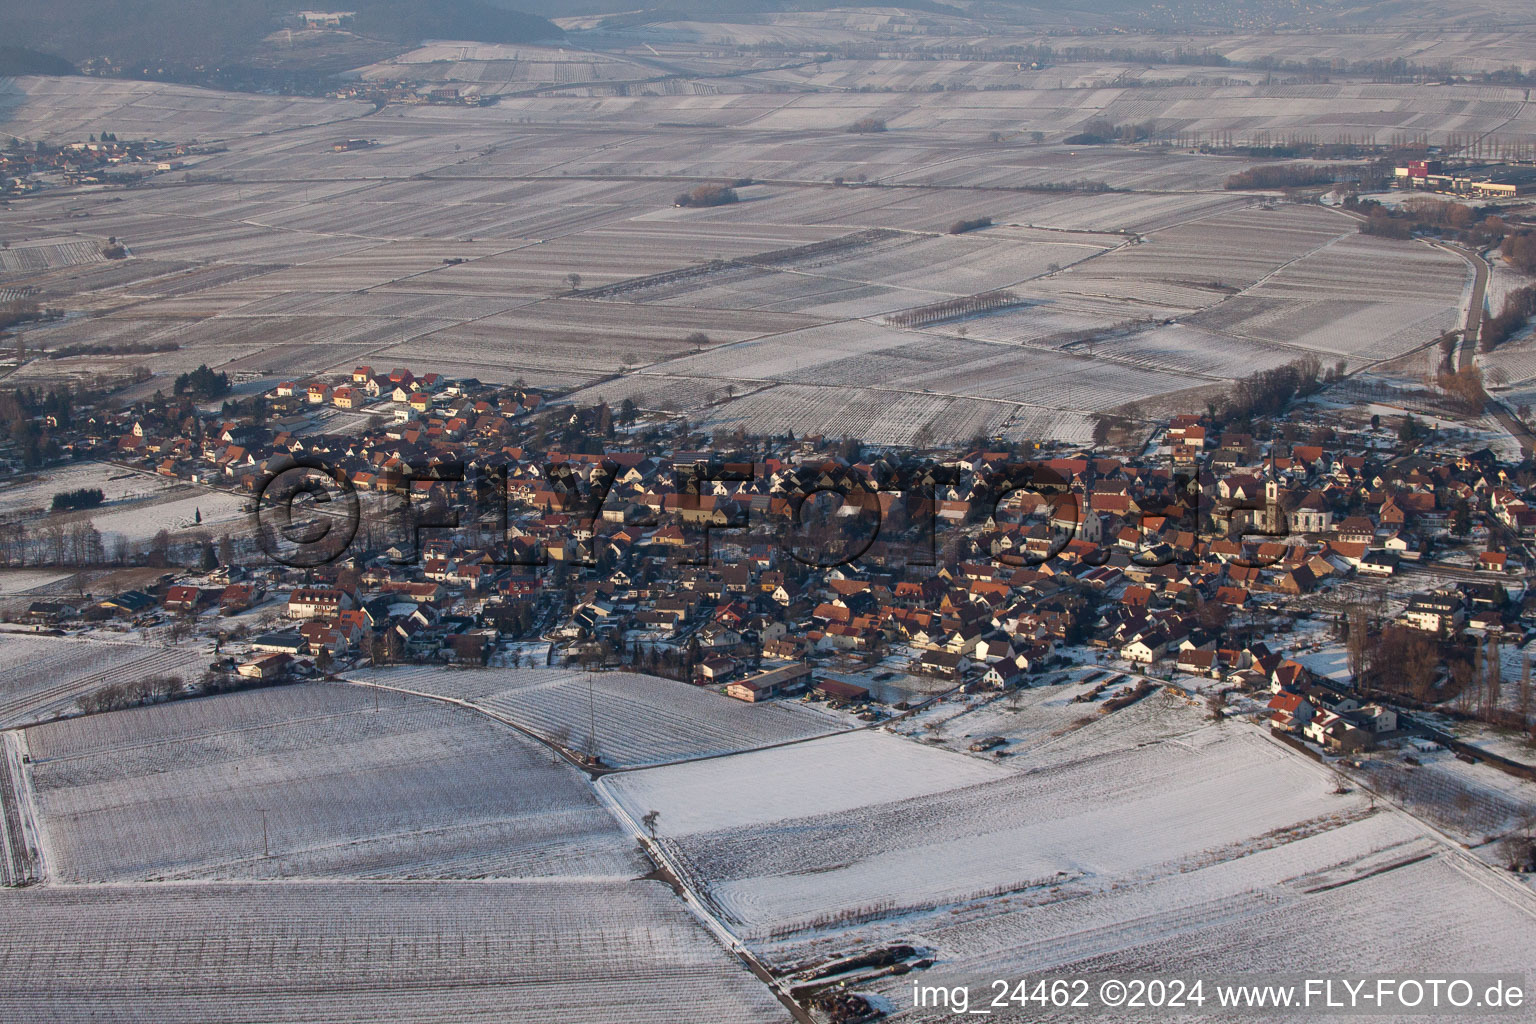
xmin=50 ymin=487 xmax=104 ymax=512
xmin=885 ymin=290 xmax=1020 ymax=328
xmin=1213 ymin=355 xmax=1330 ymax=427
xmin=1482 ymin=285 xmax=1536 ymax=352
xmin=1224 ymin=163 xmax=1339 ymax=190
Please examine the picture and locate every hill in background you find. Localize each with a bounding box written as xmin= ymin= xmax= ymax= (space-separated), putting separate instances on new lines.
xmin=0 ymin=0 xmax=561 ymax=69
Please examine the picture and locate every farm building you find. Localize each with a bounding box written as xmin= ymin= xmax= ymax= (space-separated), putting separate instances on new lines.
xmin=725 ymin=663 xmax=811 ymax=702
xmin=237 ymin=652 xmax=293 ymax=680
xmin=814 ymin=678 xmax=870 ymax=703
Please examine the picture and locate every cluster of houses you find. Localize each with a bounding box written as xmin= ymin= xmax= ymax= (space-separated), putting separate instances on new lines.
xmin=2 ymin=137 xmax=207 ymax=193
xmin=11 ymin=365 xmax=1536 ymax=748
xmin=1268 ymin=668 xmax=1400 ymax=753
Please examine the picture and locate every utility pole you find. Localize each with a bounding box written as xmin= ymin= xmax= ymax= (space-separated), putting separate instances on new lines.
xmin=587 ymin=670 xmax=597 ymax=761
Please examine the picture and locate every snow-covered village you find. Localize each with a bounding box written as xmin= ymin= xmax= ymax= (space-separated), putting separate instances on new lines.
xmin=6 ymin=0 xmax=1536 ymax=1016
xmin=3 ymin=348 xmax=1536 ymax=1020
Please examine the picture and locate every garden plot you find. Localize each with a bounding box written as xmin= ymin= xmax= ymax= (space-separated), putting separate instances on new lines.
xmin=137 ymin=312 xmax=460 ymax=378
xmin=887 ymin=147 xmax=1245 ymax=193
xmin=608 ymin=717 xmax=1386 ymax=947
xmin=26 ymin=683 xmax=638 ymax=882
xmin=2 ymin=467 xmax=246 ymax=551
xmin=718 ymin=186 xmax=1050 ymax=236
xmin=1008 ymin=191 xmax=1249 ymax=235
xmin=584 ymin=230 xmax=1059 ymax=318
xmin=3 ymin=259 xmax=197 ymax=305
xmin=0 ymin=879 xmax=786 ymax=1024
xmin=204 ymin=127 xmax=513 ymax=183
xmin=361 ymin=43 xmax=658 ymax=92
xmin=0 ymin=634 xmax=207 ymax=729
xmin=957 ymin=295 xmax=1150 ymax=348
xmin=1354 ymin=749 xmax=1536 ymax=845
xmin=202 ymin=239 xmax=528 ymax=295
xmin=106 ymin=222 xmax=374 ymax=267
xmin=1485 ymin=261 xmax=1535 ymax=321
xmin=347 ymin=667 xmax=848 ymax=768
xmin=604 ymin=730 xmax=1006 ymax=835
xmin=998 ymin=407 xmax=1098 ymax=445
xmin=882 ymin=337 xmax=1202 ymax=407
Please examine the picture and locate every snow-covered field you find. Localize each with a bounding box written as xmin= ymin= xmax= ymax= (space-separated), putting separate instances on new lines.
xmin=605 ymin=729 xmax=1006 ymax=835
xmin=0 ymin=633 xmax=206 ymax=728
xmin=884 ymin=836 xmax=1536 ymax=1022
xmin=884 ymin=669 xmax=1183 ymax=766
xmin=0 ymin=878 xmax=787 ymax=1024
xmin=87 ymin=489 xmax=248 ymax=544
xmin=25 ymin=683 xmax=638 ymax=882
xmin=0 ymin=570 xmax=73 ymax=595
xmin=0 ymin=462 xmax=172 ymax=518
xmin=611 ymin=709 xmax=1382 ymax=942
xmin=603 ymin=692 xmax=1536 ymax=998
xmin=0 ymin=462 xmax=247 ymax=547
xmin=346 ymin=666 xmax=848 ymax=768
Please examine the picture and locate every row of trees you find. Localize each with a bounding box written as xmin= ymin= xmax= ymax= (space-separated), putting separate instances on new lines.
xmin=1502 ymin=230 xmax=1536 ymax=275
xmin=1350 ymin=196 xmax=1509 ymax=249
xmin=1225 ymin=163 xmax=1339 ymax=190
xmin=0 ymin=516 xmax=238 ymax=570
xmin=1214 ymin=354 xmax=1329 ymax=427
xmin=79 ymin=675 xmax=183 ymax=714
xmin=885 ymin=289 xmax=1020 ymax=328
xmin=48 ymin=339 xmax=178 ymax=360
xmin=0 ymin=295 xmax=44 ymax=332
xmin=1435 ymin=366 xmax=1488 ymax=413
xmin=1064 ymin=118 xmax=1157 ymax=145
xmin=1482 ymin=285 xmax=1536 ymax=352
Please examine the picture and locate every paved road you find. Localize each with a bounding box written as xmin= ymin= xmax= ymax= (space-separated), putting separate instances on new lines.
xmin=1440 ymin=242 xmax=1490 ymax=371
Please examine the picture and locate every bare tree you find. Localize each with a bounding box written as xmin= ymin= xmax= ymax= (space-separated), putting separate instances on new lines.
xmin=566 ymin=272 xmax=582 ymax=291
xmin=549 ymin=723 xmax=570 ymax=764
xmin=1345 ymin=602 xmax=1370 ymax=682
xmin=1497 ymin=834 xmax=1533 ymax=872
xmin=641 ymin=809 xmax=660 ymax=840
